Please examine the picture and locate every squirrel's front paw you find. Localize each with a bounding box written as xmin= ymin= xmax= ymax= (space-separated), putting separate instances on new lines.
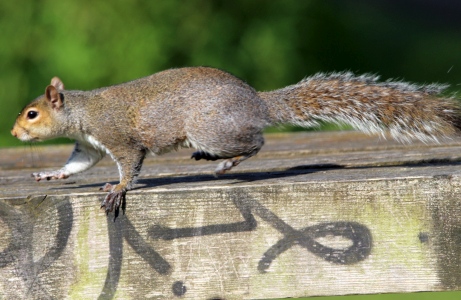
xmin=100 ymin=184 xmax=126 ymax=220
xmin=32 ymin=170 xmax=69 ymax=181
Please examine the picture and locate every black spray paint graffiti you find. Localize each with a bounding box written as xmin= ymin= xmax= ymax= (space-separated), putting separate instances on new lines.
xmin=0 ymin=197 xmax=73 ymax=299
xmin=103 ymin=191 xmax=372 ymax=298
xmin=0 ymin=191 xmax=372 ymax=299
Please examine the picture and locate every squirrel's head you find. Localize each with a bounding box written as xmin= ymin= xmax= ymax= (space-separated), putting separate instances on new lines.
xmin=11 ymin=77 xmax=66 ymax=142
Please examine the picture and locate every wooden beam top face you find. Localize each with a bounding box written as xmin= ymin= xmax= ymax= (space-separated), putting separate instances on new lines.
xmin=2 ymin=131 xmax=461 ymax=199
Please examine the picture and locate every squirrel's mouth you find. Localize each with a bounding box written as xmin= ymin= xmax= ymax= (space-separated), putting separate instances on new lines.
xmin=21 ymin=134 xmax=40 ymax=142
xmin=11 ymin=127 xmax=39 ymax=142
xmin=19 ymin=134 xmax=36 ymax=142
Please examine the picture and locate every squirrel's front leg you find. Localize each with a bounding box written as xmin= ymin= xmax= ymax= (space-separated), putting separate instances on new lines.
xmin=32 ymin=142 xmax=105 ymax=181
xmin=100 ymin=147 xmax=146 ymax=218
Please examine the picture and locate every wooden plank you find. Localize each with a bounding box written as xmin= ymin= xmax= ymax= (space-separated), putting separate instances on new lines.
xmin=1 ymin=131 xmax=461 ymax=299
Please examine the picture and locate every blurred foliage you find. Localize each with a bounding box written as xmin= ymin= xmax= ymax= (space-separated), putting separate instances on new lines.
xmin=2 ymin=0 xmax=461 ymax=147
xmin=1 ymin=1 xmax=461 ymax=299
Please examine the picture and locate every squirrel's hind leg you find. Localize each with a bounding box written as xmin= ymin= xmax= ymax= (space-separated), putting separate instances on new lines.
xmin=190 ymin=148 xmax=261 ymax=175
xmin=185 ymin=110 xmax=266 ymax=175
xmin=187 ymin=136 xmax=264 ymax=175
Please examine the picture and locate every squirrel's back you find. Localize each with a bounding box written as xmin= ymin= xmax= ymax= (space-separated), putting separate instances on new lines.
xmin=94 ymin=67 xmax=270 ymax=155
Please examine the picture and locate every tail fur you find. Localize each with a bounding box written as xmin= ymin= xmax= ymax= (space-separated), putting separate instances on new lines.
xmin=258 ymin=72 xmax=461 ymax=143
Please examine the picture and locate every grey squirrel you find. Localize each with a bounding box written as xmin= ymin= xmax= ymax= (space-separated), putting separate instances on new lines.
xmin=11 ymin=67 xmax=461 ymax=217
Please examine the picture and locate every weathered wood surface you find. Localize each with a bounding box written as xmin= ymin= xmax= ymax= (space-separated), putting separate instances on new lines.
xmin=1 ymin=131 xmax=461 ymax=299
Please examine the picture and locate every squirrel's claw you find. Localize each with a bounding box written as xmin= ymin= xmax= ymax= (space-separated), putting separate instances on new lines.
xmin=32 ymin=171 xmax=69 ymax=181
xmin=100 ymin=184 xmax=126 ymax=221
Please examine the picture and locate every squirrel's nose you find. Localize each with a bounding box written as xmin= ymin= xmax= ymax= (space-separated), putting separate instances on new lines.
xmin=11 ymin=128 xmax=17 ymax=138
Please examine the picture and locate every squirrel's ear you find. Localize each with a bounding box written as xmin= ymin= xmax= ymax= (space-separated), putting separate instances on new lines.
xmin=45 ymin=85 xmax=63 ymax=110
xmin=50 ymin=77 xmax=65 ymax=90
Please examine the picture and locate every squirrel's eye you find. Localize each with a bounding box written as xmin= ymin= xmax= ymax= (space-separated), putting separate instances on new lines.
xmin=27 ymin=110 xmax=38 ymax=119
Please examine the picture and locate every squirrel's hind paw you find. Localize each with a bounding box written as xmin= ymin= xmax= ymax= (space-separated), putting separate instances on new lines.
xmin=215 ymin=156 xmax=246 ymax=175
xmin=214 ymin=149 xmax=260 ymax=175
xmin=100 ymin=185 xmax=126 ymax=220
xmin=215 ymin=160 xmax=235 ymax=175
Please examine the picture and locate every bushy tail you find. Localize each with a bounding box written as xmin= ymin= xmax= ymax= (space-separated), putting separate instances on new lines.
xmin=258 ymin=72 xmax=461 ymax=143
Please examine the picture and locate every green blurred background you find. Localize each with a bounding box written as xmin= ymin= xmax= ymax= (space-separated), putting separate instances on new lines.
xmin=1 ymin=0 xmax=461 ymax=299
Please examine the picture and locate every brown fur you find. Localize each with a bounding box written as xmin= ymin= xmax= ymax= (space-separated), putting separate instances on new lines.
xmin=259 ymin=72 xmax=461 ymax=142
